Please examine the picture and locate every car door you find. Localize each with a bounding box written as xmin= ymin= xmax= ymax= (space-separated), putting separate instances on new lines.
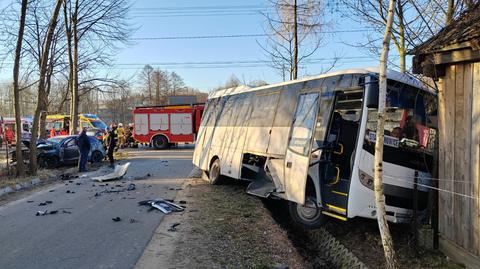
xmin=62 ymin=138 xmax=80 ymax=164
xmin=284 ymin=92 xmax=320 ymax=204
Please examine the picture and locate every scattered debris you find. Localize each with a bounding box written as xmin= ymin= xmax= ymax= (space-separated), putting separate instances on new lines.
xmin=138 ymin=199 xmax=185 ymax=214
xmin=130 ymin=218 xmax=137 ymax=223
xmin=35 ymin=210 xmax=58 ymax=216
xmin=127 ymin=183 xmax=136 ymax=191
xmin=168 ymin=223 xmax=181 ymax=232
xmin=112 ymin=217 xmax=122 ymax=222
xmin=49 ymin=190 xmax=55 ymax=192
xmin=60 ymin=174 xmax=74 ymax=181
xmin=38 ymin=201 xmax=53 ymax=206
xmin=66 ymin=190 xmax=75 ymax=194
xmin=27 ymin=201 xmax=34 ymax=203
xmin=178 ymin=200 xmax=187 ymax=205
xmin=75 ymin=183 xmax=81 ymax=186
xmin=62 ymin=210 xmax=72 ymax=214
xmin=92 ymin=162 xmax=130 ymax=182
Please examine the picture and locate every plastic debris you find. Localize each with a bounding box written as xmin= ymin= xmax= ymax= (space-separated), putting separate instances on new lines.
xmin=38 ymin=201 xmax=53 ymax=206
xmin=112 ymin=217 xmax=121 ymax=222
xmin=138 ymin=199 xmax=185 ymax=214
xmin=92 ymin=162 xmax=130 ymax=182
xmin=127 ymin=183 xmax=136 ymax=191
xmin=35 ymin=210 xmax=58 ymax=216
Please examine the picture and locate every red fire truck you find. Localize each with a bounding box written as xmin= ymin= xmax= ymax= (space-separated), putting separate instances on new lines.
xmin=133 ymin=104 xmax=205 ymax=149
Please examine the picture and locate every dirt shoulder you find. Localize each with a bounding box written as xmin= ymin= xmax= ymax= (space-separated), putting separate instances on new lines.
xmin=135 ymin=177 xmax=310 ymax=269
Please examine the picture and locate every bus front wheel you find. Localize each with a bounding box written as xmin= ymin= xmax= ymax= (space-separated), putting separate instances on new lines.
xmin=208 ymin=159 xmax=222 ymax=185
xmin=288 ymin=196 xmax=326 ymax=229
xmin=152 ymin=135 xmax=169 ymax=150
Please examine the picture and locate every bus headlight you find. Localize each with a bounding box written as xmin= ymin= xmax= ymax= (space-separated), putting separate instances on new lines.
xmin=359 ymin=170 xmax=374 ymax=190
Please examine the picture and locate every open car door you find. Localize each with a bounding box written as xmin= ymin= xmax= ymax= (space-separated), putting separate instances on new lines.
xmin=284 ymin=92 xmax=320 ymax=204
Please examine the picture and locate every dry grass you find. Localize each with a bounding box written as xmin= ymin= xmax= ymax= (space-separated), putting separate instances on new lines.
xmin=167 ymin=179 xmax=308 ymax=269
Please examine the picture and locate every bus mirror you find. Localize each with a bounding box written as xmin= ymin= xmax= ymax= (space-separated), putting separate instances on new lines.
xmin=366 ymin=82 xmax=379 ymax=108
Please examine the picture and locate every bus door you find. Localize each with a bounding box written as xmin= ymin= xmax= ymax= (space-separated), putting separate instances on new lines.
xmin=318 ymin=90 xmax=363 ymax=217
xmin=284 ymin=92 xmax=320 ymax=204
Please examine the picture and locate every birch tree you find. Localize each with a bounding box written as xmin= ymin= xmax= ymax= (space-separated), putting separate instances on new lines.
xmin=12 ymin=0 xmax=28 ymax=177
xmin=374 ymin=0 xmax=398 ymax=267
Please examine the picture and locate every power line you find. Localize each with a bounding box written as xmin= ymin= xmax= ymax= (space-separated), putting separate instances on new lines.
xmin=128 ymin=29 xmax=369 ymax=40
xmin=112 ymin=56 xmax=372 ymax=66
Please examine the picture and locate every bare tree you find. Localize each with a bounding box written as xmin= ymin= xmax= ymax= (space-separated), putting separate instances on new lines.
xmin=63 ymin=0 xmax=130 ymax=134
xmin=375 ymin=0 xmax=398 ymax=267
xmin=138 ymin=65 xmax=154 ymax=104
xmin=340 ymin=0 xmax=472 ymax=72
xmin=12 ymin=0 xmax=28 ymax=177
xmin=29 ymin=0 xmax=63 ymax=175
xmin=261 ymin=0 xmax=325 ymax=80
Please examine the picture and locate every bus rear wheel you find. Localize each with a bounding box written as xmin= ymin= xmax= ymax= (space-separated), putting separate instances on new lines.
xmin=208 ymin=159 xmax=222 ymax=185
xmin=152 ymin=135 xmax=169 ymax=150
xmin=288 ymin=196 xmax=326 ymax=229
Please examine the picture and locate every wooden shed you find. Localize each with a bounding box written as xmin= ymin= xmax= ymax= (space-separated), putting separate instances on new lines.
xmin=411 ymin=3 xmax=480 ymax=268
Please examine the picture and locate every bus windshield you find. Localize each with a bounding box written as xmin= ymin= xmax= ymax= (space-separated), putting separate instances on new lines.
xmin=366 ymin=80 xmax=437 ymax=153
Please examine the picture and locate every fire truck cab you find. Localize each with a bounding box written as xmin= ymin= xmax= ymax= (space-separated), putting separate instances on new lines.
xmin=133 ymin=104 xmax=205 ymax=149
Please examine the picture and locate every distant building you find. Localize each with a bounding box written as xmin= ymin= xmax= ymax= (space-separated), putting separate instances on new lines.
xmin=167 ymin=95 xmax=198 ymax=105
xmin=412 ymin=3 xmax=480 ymax=268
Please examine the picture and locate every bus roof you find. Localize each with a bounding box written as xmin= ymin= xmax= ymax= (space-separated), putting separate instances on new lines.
xmin=209 ymin=67 xmax=432 ymax=99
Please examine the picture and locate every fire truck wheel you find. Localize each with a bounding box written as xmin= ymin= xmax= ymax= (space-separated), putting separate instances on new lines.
xmin=152 ymin=135 xmax=169 ymax=150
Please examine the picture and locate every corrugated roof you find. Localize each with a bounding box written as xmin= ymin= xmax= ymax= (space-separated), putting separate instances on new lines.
xmin=411 ymin=3 xmax=480 ymax=54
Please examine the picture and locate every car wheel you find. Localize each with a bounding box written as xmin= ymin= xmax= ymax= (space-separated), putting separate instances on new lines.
xmin=208 ymin=158 xmax=222 ymax=185
xmin=91 ymin=150 xmax=103 ymax=164
xmin=152 ymin=135 xmax=169 ymax=150
xmin=39 ymin=156 xmax=59 ymax=169
xmin=288 ymin=196 xmax=326 ymax=229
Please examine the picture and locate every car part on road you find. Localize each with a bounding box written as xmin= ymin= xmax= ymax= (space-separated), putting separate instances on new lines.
xmin=138 ymin=199 xmax=185 ymax=214
xmin=112 ymin=217 xmax=122 ymax=222
xmin=92 ymin=162 xmax=130 ymax=182
xmin=38 ymin=201 xmax=53 ymax=206
xmin=35 ymin=210 xmax=58 ymax=216
xmin=127 ymin=183 xmax=135 ymax=191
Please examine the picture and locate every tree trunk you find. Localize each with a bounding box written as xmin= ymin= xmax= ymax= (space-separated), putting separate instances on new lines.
xmin=397 ymin=0 xmax=406 ymax=73
xmin=29 ymin=0 xmax=63 ymax=175
xmin=70 ymin=0 xmax=79 ymax=134
xmin=446 ymin=0 xmax=454 ymax=24
xmin=292 ymin=0 xmax=298 ymax=80
xmin=12 ymin=0 xmax=28 ymax=177
xmin=374 ymin=0 xmax=398 ymax=268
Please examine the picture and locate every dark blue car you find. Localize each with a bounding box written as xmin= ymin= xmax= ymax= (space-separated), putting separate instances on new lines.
xmin=37 ymin=135 xmax=105 ymax=168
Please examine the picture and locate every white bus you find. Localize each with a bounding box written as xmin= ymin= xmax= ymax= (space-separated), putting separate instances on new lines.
xmin=193 ymin=68 xmax=437 ymax=228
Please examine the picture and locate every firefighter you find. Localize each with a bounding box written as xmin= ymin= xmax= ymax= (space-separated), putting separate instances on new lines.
xmin=50 ymin=127 xmax=56 ymax=138
xmin=117 ymin=123 xmax=125 ymax=148
xmin=5 ymin=126 xmax=14 ymax=146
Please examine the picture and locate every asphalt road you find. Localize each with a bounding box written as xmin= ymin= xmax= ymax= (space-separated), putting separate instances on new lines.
xmin=0 ymin=145 xmax=194 ymax=269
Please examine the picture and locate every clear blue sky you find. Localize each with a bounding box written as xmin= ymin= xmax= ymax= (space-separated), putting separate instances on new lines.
xmin=0 ymin=0 xmax=407 ymax=91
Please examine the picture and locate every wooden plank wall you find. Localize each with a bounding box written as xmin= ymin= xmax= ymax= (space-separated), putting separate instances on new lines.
xmin=439 ymin=62 xmax=480 ymax=258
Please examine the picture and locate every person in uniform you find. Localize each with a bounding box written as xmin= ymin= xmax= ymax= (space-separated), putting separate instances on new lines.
xmin=107 ymin=124 xmax=117 ymax=168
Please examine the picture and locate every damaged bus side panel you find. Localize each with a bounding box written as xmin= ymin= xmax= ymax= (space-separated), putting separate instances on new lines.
xmin=193 ymin=68 xmax=437 ymax=229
